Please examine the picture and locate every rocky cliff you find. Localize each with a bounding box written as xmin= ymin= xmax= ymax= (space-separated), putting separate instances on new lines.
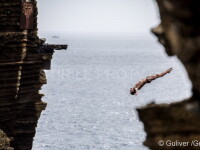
xmin=0 ymin=0 xmax=66 ymax=149
xmin=138 ymin=0 xmax=200 ymax=150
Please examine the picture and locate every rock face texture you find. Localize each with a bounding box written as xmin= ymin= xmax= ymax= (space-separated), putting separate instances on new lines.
xmin=0 ymin=130 xmax=13 ymax=150
xmin=0 ymin=0 xmax=67 ymax=149
xmin=138 ymin=0 xmax=200 ymax=150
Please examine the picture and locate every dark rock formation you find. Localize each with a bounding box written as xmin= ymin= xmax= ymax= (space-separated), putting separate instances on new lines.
xmin=0 ymin=0 xmax=67 ymax=149
xmin=137 ymin=0 xmax=200 ymax=150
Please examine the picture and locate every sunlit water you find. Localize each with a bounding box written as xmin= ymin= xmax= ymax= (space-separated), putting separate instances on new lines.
xmin=32 ymin=33 xmax=191 ymax=150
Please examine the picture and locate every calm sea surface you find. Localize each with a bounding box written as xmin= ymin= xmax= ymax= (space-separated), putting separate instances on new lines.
xmin=32 ymin=33 xmax=191 ymax=150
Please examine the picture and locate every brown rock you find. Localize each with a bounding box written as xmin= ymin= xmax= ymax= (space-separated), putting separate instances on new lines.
xmin=138 ymin=0 xmax=200 ymax=150
xmin=0 ymin=0 xmax=67 ymax=149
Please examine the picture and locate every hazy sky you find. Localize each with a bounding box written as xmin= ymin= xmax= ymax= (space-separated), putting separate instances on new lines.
xmin=38 ymin=0 xmax=159 ymax=35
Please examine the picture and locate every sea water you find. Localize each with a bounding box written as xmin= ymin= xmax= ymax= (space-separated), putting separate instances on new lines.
xmin=32 ymin=33 xmax=191 ymax=150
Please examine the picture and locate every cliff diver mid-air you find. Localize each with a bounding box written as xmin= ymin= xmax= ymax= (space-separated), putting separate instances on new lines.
xmin=130 ymin=68 xmax=173 ymax=95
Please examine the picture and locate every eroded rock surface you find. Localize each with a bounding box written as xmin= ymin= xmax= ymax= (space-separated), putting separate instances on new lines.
xmin=0 ymin=130 xmax=13 ymax=150
xmin=138 ymin=0 xmax=200 ymax=150
xmin=0 ymin=0 xmax=67 ymax=149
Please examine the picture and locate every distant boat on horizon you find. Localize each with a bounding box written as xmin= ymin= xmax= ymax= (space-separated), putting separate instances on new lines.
xmin=52 ymin=35 xmax=60 ymax=39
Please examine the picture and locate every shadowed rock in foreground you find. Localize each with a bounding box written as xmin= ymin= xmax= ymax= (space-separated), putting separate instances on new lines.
xmin=0 ymin=0 xmax=67 ymax=149
xmin=137 ymin=0 xmax=200 ymax=149
xmin=138 ymin=99 xmax=200 ymax=150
